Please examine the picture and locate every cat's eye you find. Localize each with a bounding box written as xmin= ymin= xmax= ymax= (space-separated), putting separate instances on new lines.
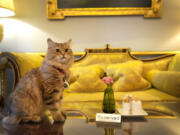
xmin=56 ymin=49 xmax=60 ymax=52
xmin=65 ymin=48 xmax=68 ymax=52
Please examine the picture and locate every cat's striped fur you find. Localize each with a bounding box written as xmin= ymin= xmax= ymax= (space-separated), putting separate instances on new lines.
xmin=2 ymin=38 xmax=74 ymax=124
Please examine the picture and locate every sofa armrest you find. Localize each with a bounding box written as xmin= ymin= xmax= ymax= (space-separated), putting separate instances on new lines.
xmin=0 ymin=52 xmax=44 ymax=108
xmin=147 ymin=70 xmax=180 ymax=97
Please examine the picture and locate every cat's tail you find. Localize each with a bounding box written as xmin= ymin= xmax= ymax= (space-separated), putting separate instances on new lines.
xmin=2 ymin=115 xmax=21 ymax=125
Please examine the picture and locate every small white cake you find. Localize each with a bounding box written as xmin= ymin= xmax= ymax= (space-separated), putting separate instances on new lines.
xmin=122 ymin=102 xmax=131 ymax=114
xmin=122 ymin=95 xmax=132 ymax=115
xmin=132 ymin=100 xmax=143 ymax=115
xmin=121 ymin=95 xmax=144 ymax=115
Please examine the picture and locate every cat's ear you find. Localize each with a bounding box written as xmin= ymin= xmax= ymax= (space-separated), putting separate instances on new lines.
xmin=67 ymin=39 xmax=72 ymax=47
xmin=47 ymin=38 xmax=54 ymax=47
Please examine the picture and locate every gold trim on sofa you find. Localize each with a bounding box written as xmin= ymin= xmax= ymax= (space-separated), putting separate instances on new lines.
xmin=74 ymin=45 xmax=178 ymax=62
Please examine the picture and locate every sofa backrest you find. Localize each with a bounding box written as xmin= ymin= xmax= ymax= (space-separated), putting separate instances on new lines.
xmin=73 ymin=48 xmax=134 ymax=67
xmin=0 ymin=46 xmax=179 ymax=108
xmin=0 ymin=46 xmax=178 ymax=88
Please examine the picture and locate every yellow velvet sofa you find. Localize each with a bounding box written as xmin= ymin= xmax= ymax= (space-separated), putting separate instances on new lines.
xmin=0 ymin=46 xmax=180 ymax=120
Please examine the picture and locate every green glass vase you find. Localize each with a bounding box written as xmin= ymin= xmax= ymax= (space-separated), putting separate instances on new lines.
xmin=103 ymin=85 xmax=116 ymax=113
xmin=104 ymin=128 xmax=115 ymax=135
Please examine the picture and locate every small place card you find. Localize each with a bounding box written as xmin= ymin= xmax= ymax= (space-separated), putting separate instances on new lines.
xmin=96 ymin=113 xmax=121 ymax=123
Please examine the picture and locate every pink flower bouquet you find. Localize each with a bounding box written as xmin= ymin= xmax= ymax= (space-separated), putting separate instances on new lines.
xmin=102 ymin=76 xmax=113 ymax=85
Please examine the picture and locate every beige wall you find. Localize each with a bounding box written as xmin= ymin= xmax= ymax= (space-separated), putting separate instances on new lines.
xmin=0 ymin=0 xmax=180 ymax=52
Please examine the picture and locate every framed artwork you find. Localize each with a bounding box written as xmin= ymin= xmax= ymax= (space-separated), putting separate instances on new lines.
xmin=47 ymin=0 xmax=162 ymax=19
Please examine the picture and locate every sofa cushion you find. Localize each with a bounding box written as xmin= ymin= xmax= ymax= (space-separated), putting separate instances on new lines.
xmin=68 ymin=65 xmax=106 ymax=92
xmin=168 ymin=54 xmax=180 ymax=71
xmin=70 ymin=65 xmax=104 ymax=81
xmin=142 ymin=57 xmax=172 ymax=79
xmin=11 ymin=53 xmax=44 ymax=76
xmin=63 ymin=88 xmax=179 ymax=102
xmin=147 ymin=70 xmax=180 ymax=97
xmin=105 ymin=61 xmax=151 ymax=91
xmin=68 ymin=74 xmax=107 ymax=93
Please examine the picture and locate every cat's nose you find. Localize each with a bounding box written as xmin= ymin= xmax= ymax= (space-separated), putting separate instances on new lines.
xmin=62 ymin=54 xmax=65 ymax=58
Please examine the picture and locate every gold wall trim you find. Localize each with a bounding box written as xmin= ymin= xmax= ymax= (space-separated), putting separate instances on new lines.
xmin=47 ymin=0 xmax=162 ymax=19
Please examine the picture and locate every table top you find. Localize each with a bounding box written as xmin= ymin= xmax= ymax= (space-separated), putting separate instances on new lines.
xmin=0 ymin=118 xmax=180 ymax=135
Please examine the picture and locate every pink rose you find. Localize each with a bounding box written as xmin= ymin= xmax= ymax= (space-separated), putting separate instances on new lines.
xmin=102 ymin=77 xmax=113 ymax=85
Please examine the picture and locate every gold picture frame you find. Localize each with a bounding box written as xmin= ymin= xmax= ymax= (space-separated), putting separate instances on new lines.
xmin=47 ymin=0 xmax=162 ymax=19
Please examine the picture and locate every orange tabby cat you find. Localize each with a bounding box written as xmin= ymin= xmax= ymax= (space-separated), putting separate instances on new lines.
xmin=2 ymin=38 xmax=74 ymax=124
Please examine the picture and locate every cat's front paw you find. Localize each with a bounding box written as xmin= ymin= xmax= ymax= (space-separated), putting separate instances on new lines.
xmin=62 ymin=110 xmax=67 ymax=119
xmin=53 ymin=112 xmax=65 ymax=123
xmin=22 ymin=115 xmax=41 ymax=123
